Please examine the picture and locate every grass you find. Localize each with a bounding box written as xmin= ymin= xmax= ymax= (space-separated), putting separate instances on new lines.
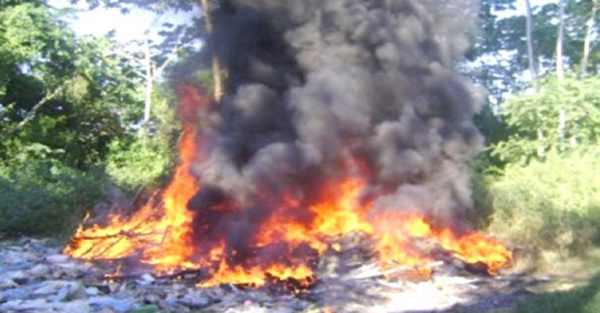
xmin=512 ymin=275 xmax=600 ymax=313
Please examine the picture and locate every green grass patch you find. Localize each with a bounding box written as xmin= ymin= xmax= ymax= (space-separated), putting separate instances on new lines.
xmin=513 ymin=275 xmax=600 ymax=313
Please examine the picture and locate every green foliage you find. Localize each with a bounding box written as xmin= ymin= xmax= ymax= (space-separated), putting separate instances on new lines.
xmin=0 ymin=1 xmax=145 ymax=169
xmin=481 ymin=147 xmax=600 ymax=255
xmin=106 ymin=138 xmax=173 ymax=191
xmin=106 ymin=87 xmax=179 ymax=191
xmin=0 ymin=144 xmax=104 ymax=237
xmin=491 ymin=75 xmax=600 ymax=165
xmin=513 ymin=275 xmax=600 ymax=313
xmin=0 ymin=1 xmax=153 ymax=236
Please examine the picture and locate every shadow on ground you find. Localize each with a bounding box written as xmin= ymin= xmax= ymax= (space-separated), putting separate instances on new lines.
xmin=436 ymin=273 xmax=600 ymax=313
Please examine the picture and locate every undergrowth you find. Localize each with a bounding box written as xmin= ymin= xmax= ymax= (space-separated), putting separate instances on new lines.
xmin=0 ymin=157 xmax=103 ymax=238
xmin=474 ymin=147 xmax=600 ymax=262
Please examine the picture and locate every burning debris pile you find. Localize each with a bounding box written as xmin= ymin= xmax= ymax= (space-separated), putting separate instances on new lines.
xmin=1 ymin=238 xmax=531 ymax=313
xmin=65 ymin=0 xmax=511 ymax=288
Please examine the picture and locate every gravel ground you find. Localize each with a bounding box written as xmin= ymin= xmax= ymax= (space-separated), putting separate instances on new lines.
xmin=0 ymin=237 xmax=567 ymax=313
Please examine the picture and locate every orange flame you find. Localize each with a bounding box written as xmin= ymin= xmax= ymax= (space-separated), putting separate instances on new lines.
xmin=65 ymin=86 xmax=512 ymax=287
xmin=64 ymin=85 xmax=206 ymax=273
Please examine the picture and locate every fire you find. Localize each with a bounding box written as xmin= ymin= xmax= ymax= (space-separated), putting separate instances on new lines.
xmin=199 ymin=260 xmax=314 ymax=288
xmin=370 ymin=211 xmax=512 ymax=275
xmin=437 ymin=230 xmax=513 ymax=275
xmin=64 ymin=86 xmax=512 ymax=288
xmin=64 ymin=85 xmax=206 ymax=273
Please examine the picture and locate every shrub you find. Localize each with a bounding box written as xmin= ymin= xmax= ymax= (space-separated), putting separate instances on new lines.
xmin=0 ymin=152 xmax=103 ymax=237
xmin=105 ymin=138 xmax=173 ymax=191
xmin=105 ymin=89 xmax=178 ymax=192
xmin=480 ymin=147 xmax=600 ymax=256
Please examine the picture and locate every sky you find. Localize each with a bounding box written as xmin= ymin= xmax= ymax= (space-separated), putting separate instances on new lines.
xmin=48 ymin=0 xmax=555 ymax=43
xmin=48 ymin=0 xmax=199 ymax=43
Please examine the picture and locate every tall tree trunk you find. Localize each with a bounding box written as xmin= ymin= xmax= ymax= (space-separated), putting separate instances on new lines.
xmin=525 ymin=0 xmax=544 ymax=156
xmin=556 ymin=0 xmax=566 ymax=147
xmin=200 ymin=0 xmax=224 ymax=102
xmin=556 ymin=0 xmax=565 ymax=82
xmin=525 ymin=0 xmax=537 ymax=81
xmin=581 ymin=0 xmax=599 ymax=76
xmin=144 ymin=37 xmax=153 ymax=125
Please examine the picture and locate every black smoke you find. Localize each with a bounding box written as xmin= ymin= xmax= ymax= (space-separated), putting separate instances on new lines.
xmin=187 ymin=0 xmax=485 ymax=260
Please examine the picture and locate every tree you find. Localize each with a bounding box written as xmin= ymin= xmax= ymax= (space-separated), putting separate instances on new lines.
xmin=581 ymin=0 xmax=599 ymax=75
xmin=113 ymin=24 xmax=199 ymax=128
xmin=0 ymin=0 xmax=144 ymax=168
xmin=74 ymin=0 xmax=224 ymax=102
xmin=557 ymin=0 xmax=566 ymax=81
xmin=199 ymin=0 xmax=223 ymax=102
xmin=491 ymin=75 xmax=600 ymax=164
xmin=525 ymin=0 xmax=537 ymax=81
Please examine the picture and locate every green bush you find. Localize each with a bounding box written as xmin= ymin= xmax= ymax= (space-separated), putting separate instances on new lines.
xmin=105 ymin=138 xmax=173 ymax=191
xmin=0 ymin=151 xmax=104 ymax=237
xmin=491 ymin=75 xmax=600 ymax=165
xmin=480 ymin=147 xmax=600 ymax=256
xmin=106 ymin=89 xmax=178 ymax=192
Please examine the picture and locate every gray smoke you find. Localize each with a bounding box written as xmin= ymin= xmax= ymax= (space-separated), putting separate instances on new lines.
xmin=188 ymin=0 xmax=484 ymax=255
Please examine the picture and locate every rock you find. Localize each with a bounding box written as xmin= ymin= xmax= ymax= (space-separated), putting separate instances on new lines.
xmin=61 ymin=299 xmax=92 ymax=313
xmin=143 ymin=293 xmax=161 ymax=304
xmin=0 ymin=278 xmax=18 ymax=289
xmin=98 ymin=284 xmax=112 ymax=294
xmin=1 ymin=287 xmax=31 ymax=301
xmin=29 ymin=264 xmax=50 ymax=276
xmin=85 ymin=286 xmax=100 ymax=296
xmin=287 ymin=300 xmax=310 ymax=311
xmin=4 ymin=270 xmax=27 ymax=282
xmin=158 ymin=299 xmax=181 ymax=311
xmin=139 ymin=273 xmax=155 ymax=285
xmin=45 ymin=254 xmax=70 ymax=264
xmin=1 ymin=298 xmax=51 ymax=312
xmin=54 ymin=281 xmax=87 ymax=302
xmin=53 ymin=262 xmax=82 ymax=279
xmin=3 ymin=250 xmax=39 ymax=264
xmin=33 ymin=280 xmax=69 ymax=296
xmin=179 ymin=290 xmax=211 ymax=308
xmin=54 ymin=286 xmax=70 ymax=302
xmin=89 ymin=296 xmax=134 ymax=312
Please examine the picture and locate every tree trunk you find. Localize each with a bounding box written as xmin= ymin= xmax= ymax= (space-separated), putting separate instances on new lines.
xmin=200 ymin=0 xmax=224 ymax=102
xmin=556 ymin=0 xmax=565 ymax=82
xmin=525 ymin=0 xmax=544 ymax=157
xmin=525 ymin=0 xmax=537 ymax=81
xmin=13 ymin=84 xmax=66 ymax=131
xmin=537 ymin=128 xmax=546 ymax=157
xmin=144 ymin=37 xmax=153 ymax=125
xmin=581 ymin=0 xmax=598 ymax=76
xmin=556 ymin=0 xmax=566 ymax=148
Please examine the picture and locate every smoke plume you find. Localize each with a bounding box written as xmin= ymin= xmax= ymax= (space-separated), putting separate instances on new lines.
xmin=187 ymin=0 xmax=485 ymax=260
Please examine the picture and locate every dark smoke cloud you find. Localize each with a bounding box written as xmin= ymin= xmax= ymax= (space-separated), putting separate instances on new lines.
xmin=188 ymin=0 xmax=484 ymax=251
